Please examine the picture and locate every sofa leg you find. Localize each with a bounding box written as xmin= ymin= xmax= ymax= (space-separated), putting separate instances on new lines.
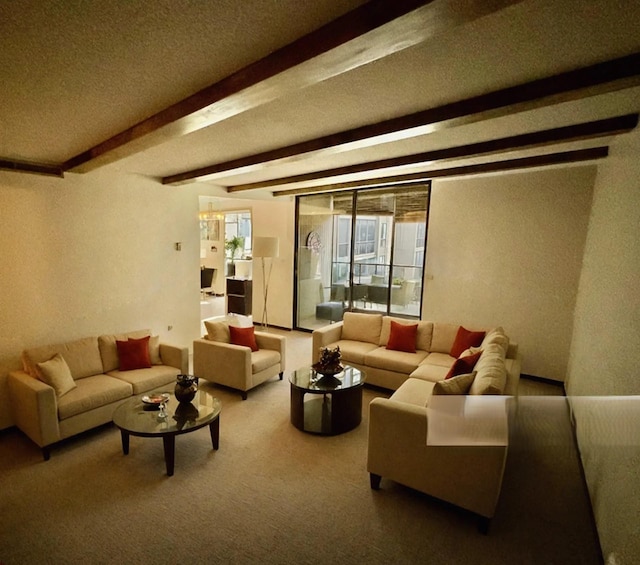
xmin=42 ymin=446 xmax=50 ymax=461
xmin=241 ymin=391 xmax=248 ymax=400
xmin=370 ymin=473 xmax=382 ymax=490
xmin=279 ymin=372 xmax=283 ymax=380
xmin=477 ymin=516 xmax=491 ymax=535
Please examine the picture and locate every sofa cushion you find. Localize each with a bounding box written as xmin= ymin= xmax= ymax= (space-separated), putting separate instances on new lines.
xmin=450 ymin=326 xmax=486 ymax=358
xmin=229 ymin=325 xmax=258 ymax=352
xmin=57 ymin=374 xmax=133 ymax=420
xmin=420 ymin=352 xmax=456 ymax=368
xmin=433 ymin=372 xmax=476 ymax=395
xmin=481 ymin=327 xmax=510 ymax=356
xmin=386 ymin=321 xmax=418 ymax=353
xmin=365 ymin=347 xmax=428 ymax=375
xmin=390 ymin=377 xmax=435 ymax=407
xmin=445 ymin=351 xmax=482 ymax=379
xmin=98 ymin=329 xmax=152 ymax=372
xmin=36 ymin=353 xmax=77 ymax=398
xmin=379 ymin=317 xmax=433 ymax=351
xmin=342 ymin=312 xmax=382 ymax=345
xmin=204 ymin=320 xmax=231 ymax=344
xmin=409 ymin=363 xmax=450 ymax=383
xmin=116 ymin=337 xmax=152 ymax=371
xmin=23 ymin=337 xmax=104 ymax=381
xmin=331 ymin=340 xmax=381 ymax=365
xmin=107 ymin=365 xmax=179 ymax=395
xmin=429 ymin=322 xmax=460 ymax=354
xmin=251 ymin=349 xmax=281 ymax=374
xmin=469 ymin=344 xmax=507 ymax=395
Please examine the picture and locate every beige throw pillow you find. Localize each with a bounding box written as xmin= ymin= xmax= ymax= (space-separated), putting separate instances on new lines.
xmin=432 ymin=372 xmax=476 ymax=395
xmin=342 ymin=312 xmax=382 ymax=344
xmin=36 ymin=353 xmax=77 ymax=398
xmin=149 ymin=335 xmax=162 ymax=364
xmin=204 ymin=320 xmax=231 ymax=343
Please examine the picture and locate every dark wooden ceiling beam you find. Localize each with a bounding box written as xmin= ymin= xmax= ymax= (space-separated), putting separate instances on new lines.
xmin=226 ymin=113 xmax=637 ymax=191
xmin=271 ymin=147 xmax=609 ymax=197
xmin=0 ymin=159 xmax=64 ymax=178
xmin=65 ymin=0 xmax=522 ymax=174
xmin=163 ymin=52 xmax=640 ymax=186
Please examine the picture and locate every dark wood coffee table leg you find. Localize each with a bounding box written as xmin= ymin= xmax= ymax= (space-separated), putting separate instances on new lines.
xmin=120 ymin=430 xmax=130 ymax=455
xmin=209 ymin=417 xmax=220 ymax=450
xmin=290 ymin=384 xmax=305 ymax=431
xmin=162 ymin=435 xmax=176 ymax=476
xmin=331 ymin=385 xmax=363 ymax=434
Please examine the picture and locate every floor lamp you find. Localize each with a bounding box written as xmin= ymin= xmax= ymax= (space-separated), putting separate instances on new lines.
xmin=252 ymin=236 xmax=279 ymax=329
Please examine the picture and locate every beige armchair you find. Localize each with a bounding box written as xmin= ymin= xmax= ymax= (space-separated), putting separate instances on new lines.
xmin=193 ymin=321 xmax=285 ymax=399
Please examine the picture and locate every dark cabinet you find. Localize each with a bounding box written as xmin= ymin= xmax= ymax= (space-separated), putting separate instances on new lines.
xmin=226 ymin=278 xmax=252 ymax=315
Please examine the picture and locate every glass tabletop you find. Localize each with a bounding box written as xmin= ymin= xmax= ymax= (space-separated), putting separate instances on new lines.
xmin=113 ymin=388 xmax=221 ymax=436
xmin=289 ymin=365 xmax=364 ymax=392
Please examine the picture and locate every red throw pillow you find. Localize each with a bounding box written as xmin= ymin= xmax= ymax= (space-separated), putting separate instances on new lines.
xmin=450 ymin=326 xmax=486 ymax=358
xmin=445 ymin=351 xmax=482 ymax=380
xmin=386 ymin=321 xmax=418 ymax=353
xmin=229 ymin=325 xmax=259 ymax=352
xmin=116 ymin=336 xmax=151 ymax=371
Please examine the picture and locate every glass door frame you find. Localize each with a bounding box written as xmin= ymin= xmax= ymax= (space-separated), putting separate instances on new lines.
xmin=293 ymin=184 xmax=430 ymax=332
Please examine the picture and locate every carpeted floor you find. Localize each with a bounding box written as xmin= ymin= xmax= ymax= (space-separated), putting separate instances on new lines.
xmin=0 ymin=331 xmax=602 ymax=564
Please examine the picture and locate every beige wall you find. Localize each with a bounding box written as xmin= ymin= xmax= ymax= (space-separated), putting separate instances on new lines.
xmin=0 ymin=170 xmax=295 ymax=430
xmin=0 ymin=169 xmax=200 ymax=428
xmin=567 ymin=128 xmax=640 ymax=564
xmin=424 ymin=167 xmax=595 ymax=381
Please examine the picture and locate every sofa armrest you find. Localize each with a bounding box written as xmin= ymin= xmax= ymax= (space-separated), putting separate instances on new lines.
xmin=312 ymin=322 xmax=344 ymax=364
xmin=255 ymin=332 xmax=286 ymax=372
xmin=7 ymin=370 xmax=61 ymax=448
xmin=193 ymin=338 xmax=252 ymax=390
xmin=159 ymin=343 xmax=189 ymax=374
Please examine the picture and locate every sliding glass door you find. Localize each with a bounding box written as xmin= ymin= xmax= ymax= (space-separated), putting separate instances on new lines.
xmin=295 ymin=184 xmax=429 ymax=331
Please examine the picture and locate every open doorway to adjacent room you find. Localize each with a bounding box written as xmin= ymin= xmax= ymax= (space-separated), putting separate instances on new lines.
xmin=199 ymin=197 xmax=253 ymax=333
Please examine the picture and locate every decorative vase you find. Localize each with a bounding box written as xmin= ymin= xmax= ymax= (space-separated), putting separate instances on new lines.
xmin=175 ymin=374 xmax=198 ymax=403
xmin=312 ymin=345 xmax=343 ymax=378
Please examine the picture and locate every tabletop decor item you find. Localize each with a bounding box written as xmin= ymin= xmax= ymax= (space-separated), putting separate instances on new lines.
xmin=175 ymin=374 xmax=198 ymax=403
xmin=312 ymin=346 xmax=343 ymax=377
xmin=173 ymin=401 xmax=200 ymax=430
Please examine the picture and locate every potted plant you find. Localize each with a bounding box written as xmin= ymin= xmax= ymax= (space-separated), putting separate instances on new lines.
xmin=225 ymin=235 xmax=244 ymax=276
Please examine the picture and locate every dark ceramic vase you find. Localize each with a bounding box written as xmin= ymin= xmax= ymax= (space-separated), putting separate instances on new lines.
xmin=175 ymin=374 xmax=198 ymax=403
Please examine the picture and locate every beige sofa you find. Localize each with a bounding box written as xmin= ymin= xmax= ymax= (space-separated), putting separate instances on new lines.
xmin=313 ymin=312 xmax=521 ymax=530
xmin=8 ymin=329 xmax=188 ymax=459
xmin=312 ymin=312 xmax=521 ymax=392
xmin=193 ymin=320 xmax=286 ymax=399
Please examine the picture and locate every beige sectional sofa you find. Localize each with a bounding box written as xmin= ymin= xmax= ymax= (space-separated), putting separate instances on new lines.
xmin=312 ymin=312 xmax=521 ymax=393
xmin=8 ymin=329 xmax=188 ymax=459
xmin=312 ymin=312 xmax=521 ymax=530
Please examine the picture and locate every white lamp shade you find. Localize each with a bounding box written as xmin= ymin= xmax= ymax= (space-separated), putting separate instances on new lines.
xmin=253 ymin=236 xmax=279 ymax=258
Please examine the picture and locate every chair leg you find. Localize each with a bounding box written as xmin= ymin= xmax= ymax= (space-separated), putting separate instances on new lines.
xmin=42 ymin=446 xmax=51 ymax=461
xmin=369 ymin=473 xmax=382 ymax=490
xmin=279 ymin=372 xmax=283 ymax=380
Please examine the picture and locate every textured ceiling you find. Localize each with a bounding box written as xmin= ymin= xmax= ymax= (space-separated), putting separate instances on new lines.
xmin=2 ymin=0 xmax=640 ymax=197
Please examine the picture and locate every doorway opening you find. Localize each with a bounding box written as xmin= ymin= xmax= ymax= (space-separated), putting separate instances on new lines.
xmin=199 ymin=198 xmax=253 ymax=332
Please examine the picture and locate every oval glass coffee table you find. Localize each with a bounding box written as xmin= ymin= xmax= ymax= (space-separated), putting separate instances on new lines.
xmin=113 ymin=388 xmax=221 ymax=476
xmin=289 ymin=365 xmax=365 ymax=435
